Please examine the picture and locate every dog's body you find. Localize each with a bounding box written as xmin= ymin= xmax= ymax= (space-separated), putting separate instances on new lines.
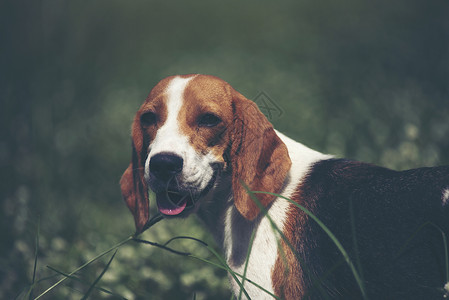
xmin=121 ymin=74 xmax=449 ymax=299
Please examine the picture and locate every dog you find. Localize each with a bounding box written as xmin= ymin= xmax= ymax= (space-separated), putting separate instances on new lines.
xmin=120 ymin=74 xmax=449 ymax=299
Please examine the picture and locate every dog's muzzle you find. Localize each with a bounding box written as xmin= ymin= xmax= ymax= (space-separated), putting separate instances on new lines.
xmin=149 ymin=153 xmax=191 ymax=216
xmin=148 ymin=152 xmax=219 ymax=217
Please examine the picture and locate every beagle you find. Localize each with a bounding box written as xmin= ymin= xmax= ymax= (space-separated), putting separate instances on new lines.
xmin=120 ymin=74 xmax=449 ymax=299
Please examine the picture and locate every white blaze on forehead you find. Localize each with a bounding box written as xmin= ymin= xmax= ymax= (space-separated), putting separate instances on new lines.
xmin=149 ymin=76 xmax=195 ymax=155
xmin=164 ymin=76 xmax=195 ymax=129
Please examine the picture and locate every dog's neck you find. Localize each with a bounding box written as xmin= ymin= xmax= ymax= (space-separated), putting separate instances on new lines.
xmin=196 ymin=132 xmax=332 ymax=298
xmin=196 ymin=170 xmax=233 ymax=243
xmin=197 ymin=131 xmax=332 ymax=253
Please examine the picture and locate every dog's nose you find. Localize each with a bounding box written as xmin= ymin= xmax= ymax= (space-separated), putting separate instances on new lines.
xmin=149 ymin=153 xmax=183 ymax=181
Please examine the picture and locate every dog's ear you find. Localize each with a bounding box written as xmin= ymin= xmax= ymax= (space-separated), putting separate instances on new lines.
xmin=230 ymin=90 xmax=291 ymax=220
xmin=120 ymin=113 xmax=149 ymax=234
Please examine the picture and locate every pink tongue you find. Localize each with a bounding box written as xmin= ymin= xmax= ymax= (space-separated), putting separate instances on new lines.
xmin=156 ymin=193 xmax=187 ymax=215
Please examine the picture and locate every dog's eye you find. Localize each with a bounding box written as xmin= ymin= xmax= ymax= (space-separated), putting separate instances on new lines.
xmin=140 ymin=111 xmax=157 ymax=127
xmin=198 ymin=113 xmax=221 ymax=127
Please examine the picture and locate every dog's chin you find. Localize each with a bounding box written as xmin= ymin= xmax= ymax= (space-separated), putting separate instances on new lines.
xmin=148 ymin=168 xmax=219 ymax=218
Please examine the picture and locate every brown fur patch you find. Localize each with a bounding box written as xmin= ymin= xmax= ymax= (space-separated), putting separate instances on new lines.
xmin=271 ymin=185 xmax=316 ymax=299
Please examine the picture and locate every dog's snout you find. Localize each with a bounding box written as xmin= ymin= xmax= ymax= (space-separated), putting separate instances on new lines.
xmin=150 ymin=153 xmax=183 ymax=181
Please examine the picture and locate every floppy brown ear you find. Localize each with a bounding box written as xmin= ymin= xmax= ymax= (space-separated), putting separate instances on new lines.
xmin=230 ymin=90 xmax=291 ymax=220
xmin=120 ymin=115 xmax=149 ymax=234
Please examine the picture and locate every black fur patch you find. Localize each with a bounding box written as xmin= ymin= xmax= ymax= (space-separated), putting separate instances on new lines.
xmin=298 ymin=159 xmax=449 ymax=299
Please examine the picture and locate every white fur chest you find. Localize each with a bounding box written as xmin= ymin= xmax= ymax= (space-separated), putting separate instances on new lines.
xmin=223 ymin=197 xmax=290 ymax=299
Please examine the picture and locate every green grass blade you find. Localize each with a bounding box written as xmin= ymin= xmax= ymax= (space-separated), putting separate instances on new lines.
xmin=195 ymin=242 xmax=251 ymax=300
xmin=81 ymin=250 xmax=118 ymax=300
xmin=163 ymin=235 xmax=208 ymax=247
xmin=443 ymin=228 xmax=449 ymax=283
xmin=139 ymin=235 xmax=249 ymax=297
xmin=34 ymin=236 xmax=133 ymax=300
xmin=349 ymin=197 xmax=365 ymax=287
xmin=138 ymin=213 xmax=164 ymax=236
xmin=160 ymin=235 xmax=249 ymax=297
xmin=29 ymin=218 xmax=40 ymax=300
xmin=238 ymin=229 xmax=256 ymax=300
xmin=133 ymin=238 xmax=191 ymax=256
xmin=46 ymin=266 xmax=126 ymax=299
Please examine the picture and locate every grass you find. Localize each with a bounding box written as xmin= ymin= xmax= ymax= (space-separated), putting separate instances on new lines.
xmin=19 ymin=189 xmax=449 ymax=300
xmin=33 ymin=236 xmax=133 ymax=300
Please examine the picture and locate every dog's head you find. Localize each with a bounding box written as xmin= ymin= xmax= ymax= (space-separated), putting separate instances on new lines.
xmin=120 ymin=74 xmax=291 ymax=233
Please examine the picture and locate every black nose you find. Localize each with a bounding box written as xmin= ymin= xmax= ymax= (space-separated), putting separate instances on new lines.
xmin=149 ymin=153 xmax=183 ymax=181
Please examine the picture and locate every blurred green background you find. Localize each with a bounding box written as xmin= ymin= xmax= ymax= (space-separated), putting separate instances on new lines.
xmin=1 ymin=0 xmax=448 ymax=299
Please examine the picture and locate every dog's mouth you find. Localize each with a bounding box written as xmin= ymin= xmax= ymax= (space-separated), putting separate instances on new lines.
xmin=155 ymin=191 xmax=194 ymax=216
xmin=153 ymin=167 xmax=220 ymax=217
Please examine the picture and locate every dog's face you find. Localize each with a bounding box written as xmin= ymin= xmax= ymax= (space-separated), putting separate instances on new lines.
xmin=140 ymin=75 xmax=233 ymax=217
xmin=121 ymin=74 xmax=291 ymax=233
